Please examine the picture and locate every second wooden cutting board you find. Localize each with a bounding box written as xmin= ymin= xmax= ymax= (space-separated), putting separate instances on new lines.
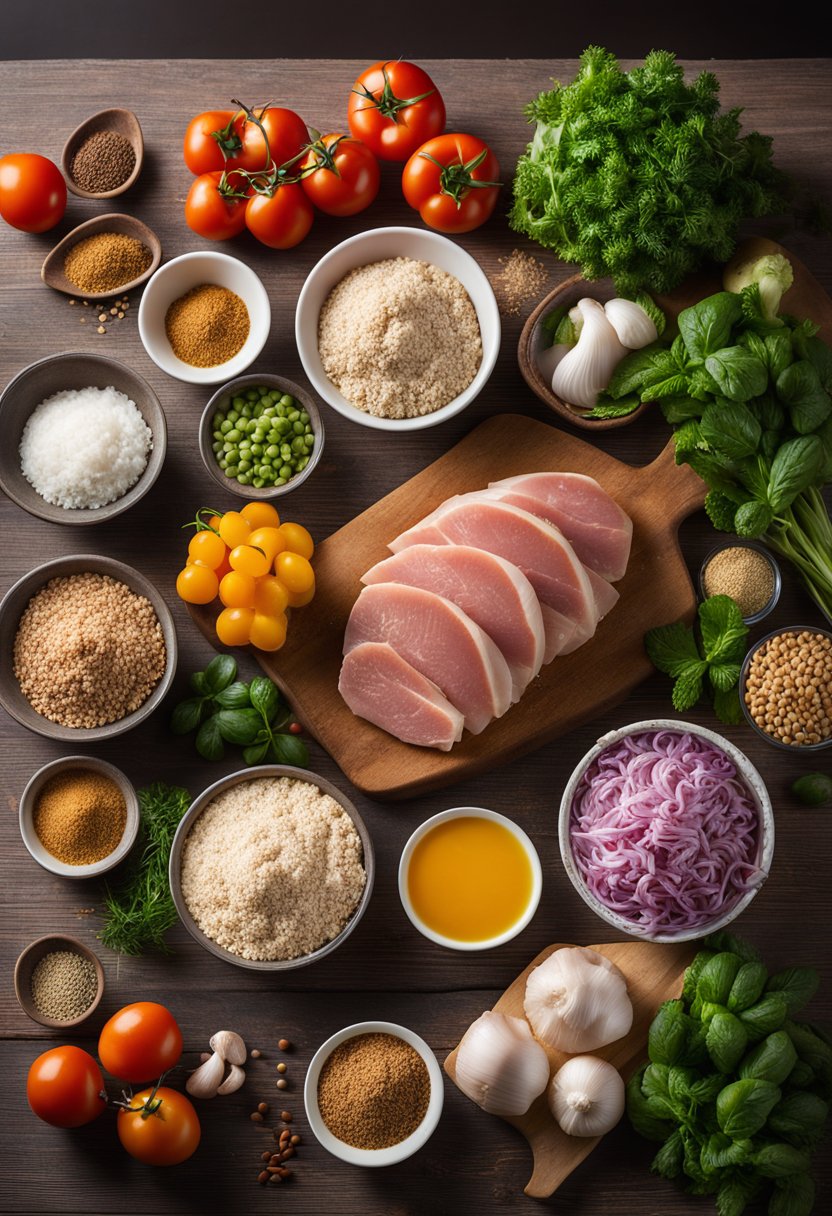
xmin=192 ymin=414 xmax=706 ymax=798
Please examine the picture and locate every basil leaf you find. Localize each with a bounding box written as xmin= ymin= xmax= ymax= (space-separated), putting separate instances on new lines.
xmin=738 ymin=1030 xmax=797 ymax=1085
xmin=678 ymin=292 xmax=742 ymax=360
xmin=700 ymin=1132 xmax=752 ymax=1172
xmin=706 ymin=1010 xmax=748 ymax=1073
xmin=269 ymin=732 xmax=309 ymax=768
xmin=679 ymin=448 xmax=747 ymax=501
xmin=215 ymin=708 xmax=262 ymax=745
xmin=765 ymin=968 xmax=820 ymax=1016
xmin=606 ymin=346 xmax=667 ymax=397
xmin=705 ymin=347 xmax=768 ymax=403
xmin=213 ymin=682 xmax=252 ymax=709
xmin=713 ymin=686 xmax=744 ymax=725
xmin=243 ymin=740 xmax=271 ymax=767
xmin=776 ymin=359 xmax=832 ymax=433
xmin=768 ymin=435 xmax=823 ymax=512
xmin=662 ymin=395 xmax=707 ymax=423
xmin=644 ymin=621 xmax=701 ymax=677
xmin=716 ymin=1173 xmax=762 ymax=1216
xmin=804 ymin=334 xmax=832 ymax=392
xmin=650 ymin=1129 xmax=684 ymax=1179
xmin=769 ymin=1173 xmax=815 ymax=1216
xmin=648 ymin=1000 xmax=688 ymax=1066
xmin=716 ymin=1078 xmax=781 ymax=1138
xmin=682 ymin=950 xmax=716 ymax=1006
xmin=764 ymin=330 xmax=795 ymax=382
xmin=699 ymin=595 xmax=748 ymax=664
xmin=170 ymin=697 xmax=205 ymax=736
xmin=626 ymin=1067 xmax=674 ymax=1143
xmin=783 ymin=1020 xmax=832 ymax=1088
xmin=698 ymin=953 xmax=743 ymax=1005
xmin=700 ymin=400 xmax=762 ymax=459
xmin=189 ymin=670 xmax=209 ymax=695
xmin=582 ymin=396 xmax=642 ymax=420
xmin=203 ymin=654 xmax=237 ymax=693
xmin=752 ymin=1143 xmax=810 ymax=1179
xmin=738 ymin=994 xmax=788 ymax=1042
xmin=249 ymin=676 xmax=280 ymax=721
xmin=704 ymin=932 xmax=760 ymax=964
xmin=768 ymin=1092 xmax=829 ymax=1147
xmin=195 ymin=715 xmax=224 ymax=762
xmin=727 ymin=962 xmax=769 ymax=1013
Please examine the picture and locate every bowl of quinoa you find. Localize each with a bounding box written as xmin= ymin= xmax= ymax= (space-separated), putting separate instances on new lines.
xmin=170 ymin=767 xmax=374 ymax=970
xmin=0 ymin=554 xmax=176 ymax=741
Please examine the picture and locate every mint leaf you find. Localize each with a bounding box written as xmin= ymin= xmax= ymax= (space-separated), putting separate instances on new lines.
xmin=709 ymin=662 xmax=742 ymax=692
xmin=699 ymin=595 xmax=748 ymax=664
xmin=713 ymin=686 xmax=744 ymax=725
xmin=582 ymin=397 xmax=642 ymax=419
xmin=645 ymin=621 xmax=701 ymax=677
xmin=672 ymin=662 xmax=707 ymax=711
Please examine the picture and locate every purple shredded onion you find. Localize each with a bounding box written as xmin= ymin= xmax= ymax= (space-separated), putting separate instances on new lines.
xmin=569 ymin=730 xmax=763 ymax=936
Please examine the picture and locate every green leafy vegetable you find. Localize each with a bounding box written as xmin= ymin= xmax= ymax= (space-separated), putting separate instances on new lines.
xmin=790 ymin=772 xmax=832 ymax=807
xmin=727 ymin=962 xmax=769 ymax=1014
xmin=717 ymin=1079 xmax=782 ymax=1138
xmin=648 ymin=1001 xmax=688 ymax=1066
xmin=739 ymin=1032 xmax=798 ymax=1086
xmin=739 ymin=995 xmax=789 ymax=1043
xmin=768 ymin=1092 xmax=830 ymax=1146
xmin=765 ymin=969 xmax=820 ymax=1016
xmin=644 ymin=596 xmax=748 ymax=723
xmin=769 ymin=1173 xmax=815 ymax=1216
xmin=707 ymin=1011 xmax=748 ymax=1074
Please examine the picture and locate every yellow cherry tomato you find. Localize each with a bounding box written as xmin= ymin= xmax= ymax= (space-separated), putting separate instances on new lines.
xmin=247 ymin=527 xmax=285 ymax=565
xmin=218 ymin=511 xmax=252 ymax=549
xmin=188 ymin=530 xmax=227 ymax=570
xmin=215 ymin=606 xmax=254 ymax=646
xmin=176 ymin=564 xmax=219 ymax=605
xmin=229 ymin=544 xmax=270 ymax=578
xmin=249 ymin=612 xmax=288 ymax=652
xmin=278 ymin=522 xmax=314 ymax=560
xmin=285 ymin=582 xmax=316 ymax=608
xmin=253 ymin=575 xmax=290 ymax=617
xmin=219 ymin=570 xmax=257 ymax=609
xmin=275 ymin=551 xmax=315 ymax=594
xmin=240 ymin=501 xmax=280 ymax=529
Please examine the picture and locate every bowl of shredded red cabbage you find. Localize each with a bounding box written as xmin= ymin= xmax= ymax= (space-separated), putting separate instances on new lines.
xmin=559 ymin=722 xmax=773 ymax=942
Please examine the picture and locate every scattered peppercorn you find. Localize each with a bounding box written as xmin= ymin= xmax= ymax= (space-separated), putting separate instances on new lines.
xmin=250 ymin=1111 xmax=264 ymax=1123
xmin=745 ymin=629 xmax=832 ymax=746
xmin=702 ymin=545 xmax=776 ymax=619
xmin=250 ymin=1048 xmax=262 ymax=1059
xmin=257 ymin=1102 xmax=269 ymax=1116
xmin=70 ymin=129 xmax=135 ymax=194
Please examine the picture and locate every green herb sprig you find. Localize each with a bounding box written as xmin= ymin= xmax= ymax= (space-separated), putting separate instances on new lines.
xmin=645 ymin=595 xmax=748 ymax=724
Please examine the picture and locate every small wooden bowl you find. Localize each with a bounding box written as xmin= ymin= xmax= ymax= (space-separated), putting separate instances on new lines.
xmin=41 ymin=213 xmax=161 ymax=301
xmin=518 ymin=274 xmax=651 ymax=431
xmin=14 ymin=935 xmax=105 ymax=1029
xmin=62 ymin=108 xmax=144 ymax=199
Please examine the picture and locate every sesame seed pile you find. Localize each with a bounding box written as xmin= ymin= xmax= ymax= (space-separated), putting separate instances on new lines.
xmin=30 ymin=950 xmax=98 ymax=1022
xmin=13 ymin=573 xmax=166 ymax=728
xmin=702 ymin=546 xmax=775 ymax=618
xmin=491 ymin=248 xmax=549 ymax=316
xmin=180 ymin=776 xmax=366 ymax=962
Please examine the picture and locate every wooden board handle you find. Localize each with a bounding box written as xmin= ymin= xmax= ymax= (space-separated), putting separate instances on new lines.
xmin=640 ymin=436 xmax=707 ymax=528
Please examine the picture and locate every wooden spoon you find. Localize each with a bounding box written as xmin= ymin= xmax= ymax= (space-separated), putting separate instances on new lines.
xmin=61 ymin=107 xmax=144 ymax=198
xmin=41 ymin=213 xmax=161 ymax=301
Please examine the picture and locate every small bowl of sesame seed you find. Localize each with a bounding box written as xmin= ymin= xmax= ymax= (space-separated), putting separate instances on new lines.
xmin=739 ymin=625 xmax=832 ymax=751
xmin=699 ymin=541 xmax=781 ymax=625
xmin=14 ymin=935 xmax=104 ymax=1029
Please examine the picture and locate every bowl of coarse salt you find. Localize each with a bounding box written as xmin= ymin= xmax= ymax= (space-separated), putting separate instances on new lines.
xmin=0 ymin=352 xmax=166 ymax=525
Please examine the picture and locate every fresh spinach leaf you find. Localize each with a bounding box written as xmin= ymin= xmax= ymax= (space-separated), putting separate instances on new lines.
xmin=738 ymin=994 xmax=789 ymax=1042
xmin=700 ymin=401 xmax=762 ymax=460
xmin=727 ymin=962 xmax=769 ymax=1014
xmin=765 ymin=969 xmax=820 ymax=1016
xmin=776 ymin=360 xmax=832 ymax=433
xmin=735 ymin=500 xmax=773 ymax=537
xmin=804 ymin=334 xmax=832 ymax=392
xmin=701 ymin=1132 xmax=752 ymax=1172
xmin=767 ymin=1092 xmax=829 ymax=1146
xmin=699 ymin=953 xmax=744 ymax=1006
xmin=170 ymin=697 xmax=205 ymax=735
xmin=649 ymin=1001 xmax=689 ymax=1065
xmin=215 ymin=708 xmax=263 ymax=746
xmin=651 ymin=1129 xmax=684 ymax=1179
xmin=707 ymin=1011 xmax=749 ymax=1074
xmin=678 ymin=293 xmax=743 ymax=360
xmin=768 ymin=435 xmax=823 ymax=512
xmin=768 ymin=1173 xmax=815 ymax=1216
xmin=738 ymin=1031 xmax=797 ymax=1086
xmin=243 ymin=740 xmax=271 ymax=767
xmin=705 ymin=347 xmax=769 ymax=403
xmin=270 ymin=731 xmax=309 ymax=768
xmin=582 ymin=397 xmax=642 ymax=420
xmin=213 ymin=681 xmax=253 ymax=709
xmin=764 ymin=331 xmax=795 ymax=382
xmin=626 ymin=1067 xmax=675 ymax=1142
xmin=716 ymin=1078 xmax=781 ymax=1138
xmin=751 ymin=1143 xmax=810 ymax=1179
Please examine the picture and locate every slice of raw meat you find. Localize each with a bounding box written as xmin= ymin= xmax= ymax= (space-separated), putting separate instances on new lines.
xmin=343 ymin=583 xmax=512 ymax=734
xmin=362 ymin=545 xmax=545 ymax=701
xmin=339 ymin=642 xmax=464 ymax=751
xmin=487 ymin=472 xmax=633 ymax=581
xmin=389 ymin=498 xmax=599 ymax=651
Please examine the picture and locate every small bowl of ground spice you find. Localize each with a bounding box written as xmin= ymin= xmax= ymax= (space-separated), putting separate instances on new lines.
xmin=740 ymin=626 xmax=832 ymax=751
xmin=699 ymin=541 xmax=781 ymax=625
xmin=304 ymin=1021 xmax=444 ymax=1166
xmin=138 ymin=252 xmax=270 ymax=385
xmin=41 ymin=213 xmax=161 ymax=301
xmin=61 ymin=108 xmax=143 ymax=199
xmin=19 ymin=755 xmax=140 ymax=878
xmin=14 ymin=935 xmax=104 ymax=1029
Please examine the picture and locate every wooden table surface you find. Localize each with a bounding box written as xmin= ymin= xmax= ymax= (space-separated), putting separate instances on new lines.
xmin=1 ymin=59 xmax=830 ymax=1216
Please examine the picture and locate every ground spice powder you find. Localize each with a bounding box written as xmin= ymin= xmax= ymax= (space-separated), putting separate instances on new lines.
xmin=70 ymin=130 xmax=136 ymax=193
xmin=31 ymin=950 xmax=98 ymax=1021
xmin=317 ymin=1032 xmax=430 ymax=1149
xmin=165 ymin=284 xmax=250 ymax=368
xmin=64 ymin=232 xmax=151 ymax=295
xmin=34 ymin=769 xmax=127 ymax=864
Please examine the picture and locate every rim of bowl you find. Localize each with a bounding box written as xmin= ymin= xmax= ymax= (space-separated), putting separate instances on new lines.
xmin=557 ymin=719 xmax=775 ymax=943
xmin=698 ymin=540 xmax=782 ymax=626
xmin=0 ymin=553 xmax=177 ymax=742
xmin=19 ymin=755 xmax=140 ymax=879
xmin=198 ymin=373 xmax=325 ymax=500
xmin=169 ymin=765 xmax=375 ymax=971
xmin=0 ymin=351 xmax=167 ymax=526
xmin=739 ymin=625 xmax=832 ymax=752
xmin=137 ymin=251 xmax=271 ymax=385
xmin=303 ymin=1020 xmax=444 ymax=1166
xmin=14 ymin=934 xmax=105 ymax=1029
xmin=398 ymin=806 xmax=543 ymax=951
xmin=294 ymin=225 xmax=500 ymax=432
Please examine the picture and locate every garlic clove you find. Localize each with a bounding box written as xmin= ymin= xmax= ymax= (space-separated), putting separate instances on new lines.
xmin=548 ymin=1056 xmax=625 ymax=1137
xmin=455 ymin=1010 xmax=550 ymax=1117
xmin=603 ymin=297 xmax=658 ymax=350
xmin=551 ymin=298 xmax=627 ymax=409
xmin=209 ymin=1030 xmax=247 ymax=1066
xmin=186 ymin=1050 xmax=226 ymax=1099
xmin=217 ymin=1063 xmax=246 ymax=1095
xmin=537 ymin=342 xmax=573 ymax=385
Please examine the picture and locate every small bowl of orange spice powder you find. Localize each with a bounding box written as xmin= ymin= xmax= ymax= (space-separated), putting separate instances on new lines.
xmin=19 ymin=755 xmax=139 ymax=878
xmin=304 ymin=1020 xmax=444 ymax=1166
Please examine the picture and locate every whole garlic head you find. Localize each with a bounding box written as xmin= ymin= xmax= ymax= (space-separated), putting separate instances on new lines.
xmin=523 ymin=946 xmax=633 ymax=1053
xmin=549 ymin=1055 xmax=625 ymax=1137
xmin=455 ymin=1011 xmax=550 ymax=1117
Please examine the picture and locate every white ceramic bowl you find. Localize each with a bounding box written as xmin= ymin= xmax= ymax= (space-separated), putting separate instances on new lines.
xmin=295 ymin=226 xmax=501 ymax=431
xmin=398 ymin=807 xmax=542 ymax=951
xmin=19 ymin=755 xmax=140 ymax=879
xmin=304 ymin=1020 xmax=444 ymax=1166
xmin=558 ymin=719 xmax=775 ymax=943
xmin=138 ymin=251 xmax=270 ymax=385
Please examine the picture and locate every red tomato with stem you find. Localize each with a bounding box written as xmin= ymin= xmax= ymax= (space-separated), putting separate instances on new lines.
xmin=402 ymin=133 xmax=501 ymax=234
xmin=0 ymin=153 xmax=66 ymax=233
xmin=183 ymin=110 xmax=240 ymax=175
xmin=117 ymin=1087 xmax=200 ymax=1166
xmin=234 ymin=103 xmax=309 ymax=174
xmin=300 ymin=134 xmax=380 ymax=217
xmin=245 ymin=182 xmax=313 ymax=249
xmin=184 ymin=170 xmax=248 ymax=241
xmin=348 ymin=60 xmax=445 ymax=162
xmin=27 ymin=1046 xmax=107 ymax=1128
xmin=98 ymin=1002 xmax=183 ymax=1083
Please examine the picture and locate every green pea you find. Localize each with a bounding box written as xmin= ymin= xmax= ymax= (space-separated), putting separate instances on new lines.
xmin=287 ymin=409 xmax=300 ymax=422
xmin=253 ymin=428 xmax=266 ymax=443
xmin=246 ymin=389 xmax=259 ymax=401
xmin=269 ymin=390 xmax=282 ymax=402
xmin=213 ymin=411 xmax=225 ymax=427
xmin=280 ymin=464 xmax=293 ymax=479
xmin=267 ymin=429 xmax=279 ymax=443
xmin=232 ymin=396 xmax=246 ymax=410
xmin=239 ymin=437 xmax=251 ymax=450
xmin=276 ymin=418 xmax=290 ymax=434
xmin=304 ymin=434 xmax=315 ymax=450
xmin=218 ymin=458 xmax=228 ymax=469
xmin=291 ymin=420 xmax=303 ymax=435
xmin=212 ymin=442 xmax=223 ymax=455
xmin=253 ymin=477 xmax=265 ymax=488
xmin=263 ymin=405 xmax=276 ymax=417
xmin=220 ymin=420 xmax=232 ymax=435
xmin=226 ymin=428 xmax=241 ymax=442
xmin=250 ymin=443 xmax=263 ymax=457
xmin=265 ymin=444 xmax=280 ymax=459
xmin=257 ymin=465 xmax=271 ymax=479
xmin=261 ymin=468 xmax=276 ymax=485
xmin=239 ymin=474 xmax=253 ymax=486
xmin=281 ymin=444 xmax=292 ymax=459
xmin=296 ymin=457 xmax=308 ymax=472
xmin=291 ymin=436 xmax=305 ymax=453
xmin=237 ymin=458 xmax=251 ymax=471
xmin=280 ymin=394 xmax=293 ymax=407
xmin=227 ymin=409 xmax=239 ymax=423
xmin=274 ymin=476 xmax=287 ymax=486
xmin=241 ymin=404 xmax=253 ymax=419
xmin=225 ymin=464 xmax=239 ymax=477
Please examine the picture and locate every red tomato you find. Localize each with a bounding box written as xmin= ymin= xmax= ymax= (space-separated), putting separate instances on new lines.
xmin=300 ymin=134 xmax=380 ymax=217
xmin=402 ymin=133 xmax=501 ymax=234
xmin=0 ymin=153 xmax=67 ymax=233
xmin=98 ymin=1002 xmax=183 ymax=1083
xmin=27 ymin=1046 xmax=106 ymax=1128
xmin=348 ymin=60 xmax=445 ymax=162
xmin=183 ymin=110 xmax=241 ymax=175
xmin=235 ymin=105 xmax=309 ymax=173
xmin=245 ymin=183 xmax=313 ymax=249
xmin=184 ymin=171 xmax=248 ymax=241
xmin=117 ymin=1087 xmax=200 ymax=1166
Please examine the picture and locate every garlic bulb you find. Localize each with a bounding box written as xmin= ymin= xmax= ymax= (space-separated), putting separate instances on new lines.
xmin=551 ymin=298 xmax=627 ymax=409
xmin=455 ymin=1011 xmax=550 ymax=1117
xmin=548 ymin=1056 xmax=625 ymax=1137
xmin=186 ymin=1051 xmax=226 ymax=1099
xmin=603 ymin=298 xmax=658 ymax=350
xmin=523 ymin=946 xmax=633 ymax=1052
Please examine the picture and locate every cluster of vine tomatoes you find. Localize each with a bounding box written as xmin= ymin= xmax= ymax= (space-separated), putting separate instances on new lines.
xmin=182 ymin=60 xmax=500 ymax=247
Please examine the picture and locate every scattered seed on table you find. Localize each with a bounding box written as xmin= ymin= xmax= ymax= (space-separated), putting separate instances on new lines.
xmin=278 ymin=1039 xmax=291 ymax=1051
xmin=250 ymin=1112 xmax=264 ymax=1123
xmin=280 ymin=1110 xmax=292 ymax=1123
xmin=250 ymin=1048 xmax=262 ymax=1059
xmin=290 ymin=1134 xmax=301 ymax=1146
xmin=97 ymin=325 xmax=106 ymax=334
xmin=276 ymin=1079 xmax=288 ymax=1090
xmin=276 ymin=1062 xmax=287 ymax=1073
xmin=257 ymin=1171 xmax=269 ymax=1185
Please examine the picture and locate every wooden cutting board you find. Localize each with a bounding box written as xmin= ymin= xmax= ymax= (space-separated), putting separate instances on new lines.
xmin=444 ymin=939 xmax=696 ymax=1198
xmin=191 ymin=418 xmax=706 ymax=798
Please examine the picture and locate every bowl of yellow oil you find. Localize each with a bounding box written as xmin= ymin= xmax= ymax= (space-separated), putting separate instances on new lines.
xmin=398 ymin=807 xmax=542 ymax=950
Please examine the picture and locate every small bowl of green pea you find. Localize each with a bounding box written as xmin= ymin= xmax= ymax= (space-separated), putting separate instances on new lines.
xmin=199 ymin=374 xmax=324 ymax=499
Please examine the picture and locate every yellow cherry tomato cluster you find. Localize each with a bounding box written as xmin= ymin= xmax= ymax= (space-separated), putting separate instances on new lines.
xmin=175 ymin=501 xmax=315 ymax=652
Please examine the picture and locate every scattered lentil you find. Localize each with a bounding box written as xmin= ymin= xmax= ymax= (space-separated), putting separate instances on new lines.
xmin=276 ymin=1062 xmax=287 ymax=1073
xmin=30 ymin=950 xmax=97 ymax=1021
xmin=13 ymin=573 xmax=166 ymax=728
xmin=165 ymin=284 xmax=249 ymax=368
xmin=70 ymin=129 xmax=135 ymax=194
xmin=745 ymin=629 xmax=832 ymax=745
xmin=703 ymin=546 xmax=775 ymax=618
xmin=317 ymin=256 xmax=481 ymax=419
xmin=317 ymin=1032 xmax=430 ymax=1150
xmin=276 ymin=1079 xmax=288 ymax=1090
xmin=34 ymin=769 xmax=126 ymax=865
xmin=278 ymin=1038 xmax=291 ymax=1051
xmin=64 ymin=232 xmax=152 ymax=295
xmin=492 ymin=248 xmax=549 ymax=316
xmin=251 ymin=1049 xmax=262 ymax=1059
